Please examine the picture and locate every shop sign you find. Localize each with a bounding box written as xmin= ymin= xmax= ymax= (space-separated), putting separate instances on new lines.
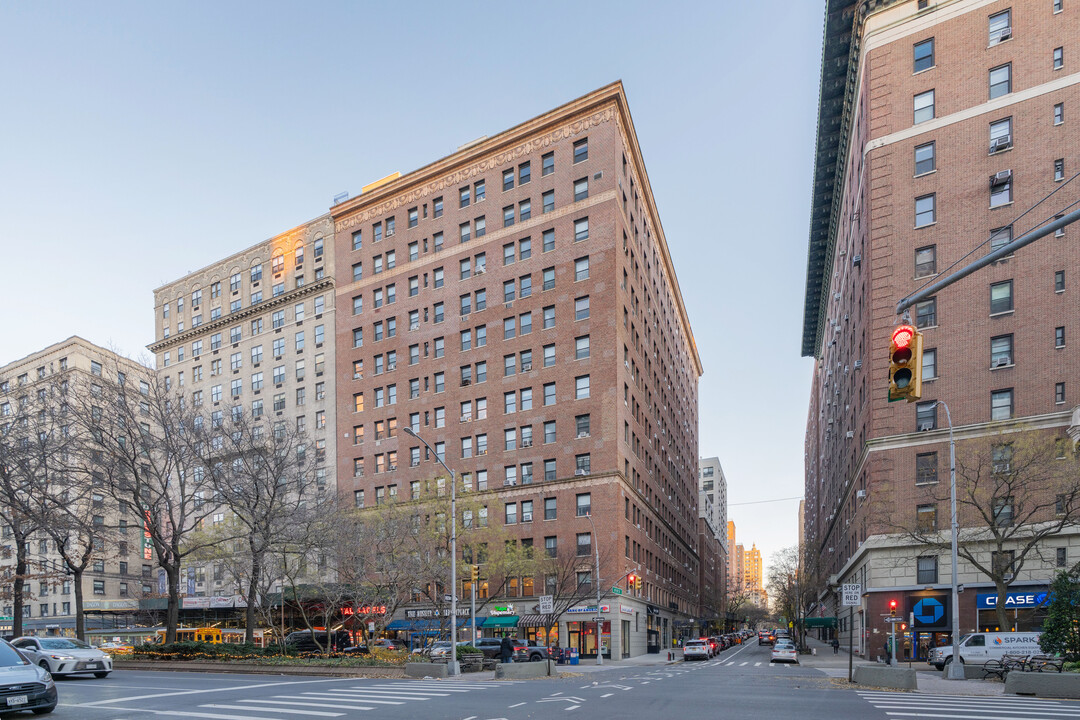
xmin=620 ymin=605 xmax=634 ymax=615
xmin=907 ymin=594 xmax=949 ymax=630
xmin=976 ymin=590 xmax=1049 ymax=609
xmin=566 ymin=605 xmax=610 ymax=614
xmin=342 ymin=605 xmax=387 ymax=616
xmin=489 ymin=604 xmax=516 ymax=616
xmin=405 ymin=607 xmax=470 ymax=619
xmin=646 ymin=605 xmax=660 ymax=616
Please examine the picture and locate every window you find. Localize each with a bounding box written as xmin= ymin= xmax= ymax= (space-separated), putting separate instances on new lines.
xmin=544 ymin=343 xmax=555 ymax=367
xmin=1056 ymin=382 xmax=1066 ymax=404
xmin=993 ymin=496 xmax=1014 ymax=527
xmin=989 ymin=64 xmax=1011 ymax=99
xmin=544 ymin=498 xmax=557 ymax=520
xmin=574 ymin=217 xmax=589 ymax=242
xmin=1055 ymin=0 xmax=1063 ymax=12
xmin=575 ymin=296 xmax=590 ymax=320
xmin=574 ymin=178 xmax=589 ymax=201
xmin=913 ymin=38 xmax=934 ymax=72
xmin=916 ymin=401 xmax=937 ymax=431
xmin=544 ymin=421 xmax=556 ymax=444
xmin=1054 ymin=103 xmax=1064 ymax=125
xmin=576 ymin=493 xmax=592 ymax=517
xmin=542 ymin=151 xmax=554 ymax=176
xmin=1055 ymin=270 xmax=1066 ymax=292
xmin=543 ymin=189 xmax=554 ymax=213
xmin=991 ymin=334 xmax=1013 ymax=367
xmin=1055 ymin=158 xmax=1065 ymax=182
xmin=575 ymin=375 xmax=590 ymax=400
xmin=577 ymin=532 xmax=592 ymax=557
xmin=917 ymin=556 xmax=938 ymax=584
xmin=989 ymin=9 xmax=1011 ymax=44
xmin=575 ymin=335 xmax=590 ymax=360
xmin=990 ymin=225 xmax=1013 ymax=252
xmin=916 ymin=452 xmax=938 ymax=484
xmin=574 ymin=257 xmax=590 ymax=281
xmin=503 ymin=169 xmax=514 ymax=192
xmin=575 ymin=454 xmax=591 ymax=474
xmin=991 ymin=389 xmax=1014 ymax=420
xmin=1058 ymin=547 xmax=1068 ymax=568
xmin=543 ymin=229 xmax=555 ymax=252
xmin=916 ymin=298 xmax=937 ymax=328
xmin=1054 ymin=47 xmax=1064 ymax=70
xmin=923 ymin=348 xmax=936 ymax=378
xmin=519 ymin=161 xmax=531 ymax=185
xmin=1056 ymin=326 xmax=1066 ymax=348
xmin=573 ymin=138 xmax=588 ymax=163
xmin=990 ymin=280 xmax=1013 ymax=314
xmin=545 ymin=536 xmax=557 ymax=557
xmin=989 ymin=118 xmax=1012 ymax=154
xmin=914 ymin=90 xmax=935 ymax=124
xmin=914 ymin=142 xmax=935 ymax=175
xmin=915 ymin=246 xmax=936 ymax=278
xmin=915 ymin=194 xmax=935 ymax=227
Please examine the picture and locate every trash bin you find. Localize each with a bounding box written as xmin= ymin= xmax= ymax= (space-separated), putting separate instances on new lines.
xmin=567 ymin=648 xmax=579 ymax=665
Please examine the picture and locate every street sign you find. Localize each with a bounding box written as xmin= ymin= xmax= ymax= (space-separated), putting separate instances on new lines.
xmin=610 ymin=587 xmax=623 ymax=595
xmin=841 ymin=583 xmax=862 ymax=606
xmin=884 ymin=616 xmax=904 ymax=623
xmin=443 ymin=594 xmax=453 ymax=602
xmin=538 ymin=595 xmax=554 ymax=614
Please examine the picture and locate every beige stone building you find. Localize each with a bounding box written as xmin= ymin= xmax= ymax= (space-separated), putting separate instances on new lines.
xmin=0 ymin=337 xmax=151 ymax=636
xmin=149 ymin=215 xmax=337 ymax=598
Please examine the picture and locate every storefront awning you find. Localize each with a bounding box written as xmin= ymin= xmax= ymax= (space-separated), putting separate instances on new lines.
xmin=804 ymin=617 xmax=837 ymax=629
xmin=482 ymin=615 xmax=520 ymax=628
xmin=518 ymin=615 xmax=555 ymax=628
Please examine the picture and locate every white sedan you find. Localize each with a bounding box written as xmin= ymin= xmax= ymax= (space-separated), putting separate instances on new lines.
xmin=770 ymin=640 xmax=799 ymax=664
xmin=12 ymin=637 xmax=113 ymax=678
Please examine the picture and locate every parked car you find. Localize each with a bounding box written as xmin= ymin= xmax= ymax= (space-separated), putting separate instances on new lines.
xmin=524 ymin=640 xmax=560 ymax=662
xmin=283 ymin=630 xmax=353 ymax=652
xmin=369 ymin=638 xmax=405 ymax=652
xmin=11 ymin=637 xmax=113 ymax=678
xmin=683 ymin=640 xmax=710 ymax=661
xmin=758 ymin=630 xmax=775 ymax=646
xmin=771 ymin=639 xmax=799 ymax=664
xmin=472 ymin=637 xmax=529 ymax=661
xmin=425 ymin=641 xmax=466 ymax=660
xmin=0 ymin=639 xmax=56 ymax=714
xmin=928 ymin=632 xmax=1042 ymax=670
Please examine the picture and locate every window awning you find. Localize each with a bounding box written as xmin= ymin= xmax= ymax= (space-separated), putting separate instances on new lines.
xmin=518 ymin=615 xmax=555 ymax=628
xmin=482 ymin=615 xmax=520 ymax=628
xmin=803 ymin=617 xmax=837 ymax=629
xmin=385 ymin=618 xmax=468 ymax=631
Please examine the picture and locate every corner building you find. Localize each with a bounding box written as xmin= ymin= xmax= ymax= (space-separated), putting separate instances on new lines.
xmin=333 ymin=83 xmax=702 ymax=658
xmin=803 ymin=0 xmax=1080 ymax=658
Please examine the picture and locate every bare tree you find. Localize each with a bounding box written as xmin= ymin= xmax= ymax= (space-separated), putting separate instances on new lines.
xmin=767 ymin=546 xmax=811 ymax=644
xmin=895 ymin=431 xmax=1080 ymax=630
xmin=531 ymin=535 xmax=619 ymax=650
xmin=68 ymin=360 xmax=218 ymax=643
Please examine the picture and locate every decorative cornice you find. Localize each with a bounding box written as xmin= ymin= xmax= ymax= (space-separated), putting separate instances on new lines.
xmin=147 ymin=278 xmax=335 ymax=354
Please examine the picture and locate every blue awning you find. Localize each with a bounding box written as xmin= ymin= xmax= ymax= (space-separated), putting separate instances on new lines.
xmin=385 ymin=618 xmax=469 ymax=631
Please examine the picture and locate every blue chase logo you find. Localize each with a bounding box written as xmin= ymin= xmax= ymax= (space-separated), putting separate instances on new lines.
xmin=914 ymin=597 xmax=944 ymax=625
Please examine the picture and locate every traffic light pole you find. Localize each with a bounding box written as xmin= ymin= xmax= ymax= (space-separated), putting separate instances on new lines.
xmin=934 ymin=400 xmax=965 ymax=681
xmin=896 ymin=207 xmax=1080 ymax=315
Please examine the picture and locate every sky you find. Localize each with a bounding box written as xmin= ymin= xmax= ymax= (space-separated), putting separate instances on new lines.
xmin=0 ymin=1 xmax=824 ymax=583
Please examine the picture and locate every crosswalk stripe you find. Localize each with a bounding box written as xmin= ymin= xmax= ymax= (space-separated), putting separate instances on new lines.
xmin=361 ymin=685 xmax=472 ymax=693
xmin=299 ymin=693 xmax=405 ymax=705
xmin=331 ymin=689 xmax=445 ymax=698
xmin=739 ymin=662 xmax=748 ymax=666
xmin=871 ymin=705 xmax=1080 ymax=717
xmin=153 ymin=713 xmax=285 ymax=720
xmin=755 ymin=662 xmax=762 ymax=666
xmin=883 ymin=713 xmax=1067 ymax=720
xmin=245 ymin=700 xmax=375 ymax=711
xmin=726 ymin=662 xmax=735 ymax=666
xmin=200 ymin=706 xmax=342 ymax=717
xmin=859 ymin=692 xmax=1066 ymax=703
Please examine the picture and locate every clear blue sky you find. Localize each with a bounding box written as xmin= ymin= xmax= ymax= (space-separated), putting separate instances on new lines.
xmin=0 ymin=1 xmax=824 ymax=582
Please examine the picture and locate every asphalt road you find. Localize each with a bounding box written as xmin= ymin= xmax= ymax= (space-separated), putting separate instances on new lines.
xmin=27 ymin=642 xmax=1079 ymax=720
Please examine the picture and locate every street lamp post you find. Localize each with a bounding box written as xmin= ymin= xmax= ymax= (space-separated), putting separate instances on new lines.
xmin=403 ymin=426 xmax=460 ymax=677
xmin=932 ymin=400 xmax=964 ymax=681
xmin=584 ymin=512 xmax=603 ymax=665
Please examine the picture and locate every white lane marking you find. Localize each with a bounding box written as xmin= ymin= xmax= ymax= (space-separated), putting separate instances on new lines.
xmin=872 ymin=705 xmax=1080 ymax=716
xmin=328 ymin=689 xmax=443 ymax=698
xmin=601 ymin=693 xmax=613 ymax=698
xmin=883 ymin=714 xmax=1070 ymax=720
xmin=754 ymin=662 xmax=762 ymax=667
xmin=726 ymin=662 xmax=735 ymax=666
xmin=510 ymin=702 xmax=526 ymax=708
xmin=361 ymin=685 xmax=470 ymax=693
xmin=858 ymin=692 xmax=1066 ymax=703
xmin=299 ymin=694 xmax=404 ymax=705
xmin=76 ymin=678 xmax=355 ymax=706
xmin=739 ymin=662 xmax=748 ymax=666
xmin=566 ymin=707 xmax=580 ymax=712
xmin=151 ymin=713 xmax=288 ymax=720
xmin=244 ymin=700 xmax=375 ymax=711
xmin=201 ymin=706 xmax=342 ymax=717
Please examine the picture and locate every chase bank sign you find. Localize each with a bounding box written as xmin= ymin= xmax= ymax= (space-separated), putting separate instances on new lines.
xmin=975 ymin=590 xmax=1049 ymax=609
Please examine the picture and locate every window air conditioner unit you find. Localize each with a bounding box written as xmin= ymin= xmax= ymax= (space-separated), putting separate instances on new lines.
xmin=852 ymin=254 xmax=862 ymax=267
xmin=990 ymin=136 xmax=1012 ymax=153
xmin=576 ymin=469 xmax=588 ymax=476
xmin=577 ymin=432 xmax=590 ymax=439
xmin=475 ymin=267 xmax=486 ymax=275
xmin=994 ymin=356 xmax=1011 ymax=367
xmin=521 ymin=363 xmax=532 ymax=371
xmin=522 ymin=440 xmax=533 ymax=448
xmin=388 ymin=464 xmax=397 ymax=471
xmin=386 ymin=228 xmax=394 ymax=237
xmin=460 ymin=414 xmax=472 ymax=422
xmin=919 ymin=421 xmax=934 ymax=431
xmin=998 ymin=27 xmax=1012 ymax=41
xmin=479 ymin=449 xmax=488 ymax=455
xmin=845 ymin=431 xmax=855 ymax=439
xmin=990 ymin=170 xmax=1012 ymax=187
xmin=461 ymin=379 xmax=471 ymax=386
xmin=854 ymin=360 xmax=862 ymax=369
xmin=856 ymin=490 xmax=867 ymax=499
xmin=387 ymin=363 xmax=396 ymax=371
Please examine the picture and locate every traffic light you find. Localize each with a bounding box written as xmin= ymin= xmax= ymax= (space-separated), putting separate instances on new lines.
xmin=901 ymin=623 xmax=907 ymax=631
xmin=889 ymin=599 xmax=898 ymax=617
xmin=635 ymin=576 xmax=642 ymax=591
xmin=627 ymin=574 xmax=636 ymax=591
xmin=470 ymin=564 xmax=480 ymax=583
xmin=888 ymin=324 xmax=924 ymax=402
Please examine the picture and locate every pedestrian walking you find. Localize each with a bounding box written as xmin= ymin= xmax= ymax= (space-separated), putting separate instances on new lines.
xmin=499 ymin=635 xmax=514 ymax=664
xmin=831 ymin=637 xmax=840 ymax=655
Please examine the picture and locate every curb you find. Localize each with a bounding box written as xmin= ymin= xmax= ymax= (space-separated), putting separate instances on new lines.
xmin=113 ymin=661 xmax=405 ymax=678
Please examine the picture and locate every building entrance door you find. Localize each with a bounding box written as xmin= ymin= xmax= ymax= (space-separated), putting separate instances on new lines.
xmin=621 ymin=620 xmax=630 ymax=659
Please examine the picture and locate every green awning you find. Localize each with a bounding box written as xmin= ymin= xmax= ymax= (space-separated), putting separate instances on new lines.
xmin=482 ymin=615 xmax=519 ymax=628
xmin=804 ymin=617 xmax=837 ymax=629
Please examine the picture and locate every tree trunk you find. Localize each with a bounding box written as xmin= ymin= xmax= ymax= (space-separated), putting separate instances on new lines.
xmin=245 ymin=553 xmax=261 ymax=645
xmin=166 ymin=563 xmax=181 ymax=644
xmin=72 ymin=568 xmax=86 ymax=641
xmin=995 ymin=581 xmax=1012 ymax=631
xmin=12 ymin=550 xmax=26 ymax=639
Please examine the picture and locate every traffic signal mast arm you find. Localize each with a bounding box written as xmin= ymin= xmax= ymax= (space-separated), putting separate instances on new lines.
xmin=896 ymin=206 xmax=1080 ymax=315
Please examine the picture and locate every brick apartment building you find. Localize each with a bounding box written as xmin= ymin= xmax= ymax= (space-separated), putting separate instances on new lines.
xmin=803 ymin=0 xmax=1080 ymax=659
xmin=697 ymin=457 xmax=728 ymax=629
xmin=332 ymin=82 xmax=702 ymax=658
xmin=0 ymin=337 xmax=152 ymax=637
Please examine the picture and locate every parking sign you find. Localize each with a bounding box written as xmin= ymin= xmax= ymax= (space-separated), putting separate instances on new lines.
xmin=841 ymin=584 xmax=862 ymax=606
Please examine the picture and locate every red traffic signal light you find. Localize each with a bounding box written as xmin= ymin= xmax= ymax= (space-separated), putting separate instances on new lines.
xmin=628 ymin=574 xmax=637 ymax=590
xmin=889 ymin=325 xmax=924 ymax=402
xmin=889 ymin=599 xmax=898 ymax=617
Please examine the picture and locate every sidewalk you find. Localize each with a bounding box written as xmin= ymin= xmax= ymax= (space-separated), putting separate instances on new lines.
xmin=799 ymin=636 xmax=1004 ymax=696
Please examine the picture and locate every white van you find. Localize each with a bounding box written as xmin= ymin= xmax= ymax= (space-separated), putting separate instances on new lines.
xmin=928 ymin=632 xmax=1042 ymax=669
